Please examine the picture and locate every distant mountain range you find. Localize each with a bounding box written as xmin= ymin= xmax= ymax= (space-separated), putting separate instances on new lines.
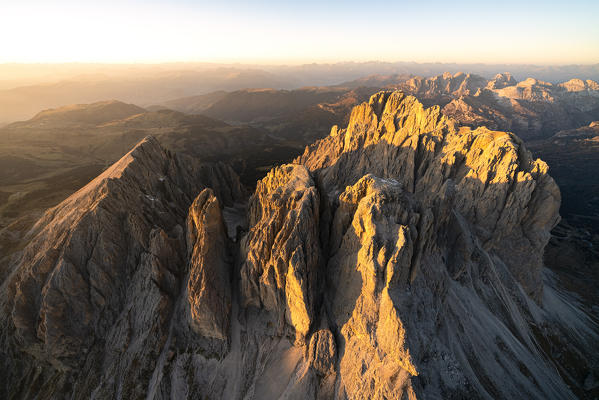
xmin=1 ymin=62 xmax=598 ymax=126
xmin=157 ymin=72 xmax=599 ymax=140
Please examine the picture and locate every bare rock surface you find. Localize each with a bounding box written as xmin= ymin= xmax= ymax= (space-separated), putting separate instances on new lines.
xmin=240 ymin=164 xmax=322 ymax=343
xmin=308 ymin=329 xmax=336 ymax=376
xmin=186 ymin=188 xmax=231 ymax=342
xmin=0 ymin=136 xmax=244 ymax=398
xmin=296 ymin=92 xmax=594 ymax=399
xmin=364 ymin=71 xmax=599 ymax=140
xmin=1 ymin=93 xmax=597 ymax=399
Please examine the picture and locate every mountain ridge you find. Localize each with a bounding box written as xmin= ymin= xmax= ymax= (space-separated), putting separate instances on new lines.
xmin=1 ymin=91 xmax=596 ymax=399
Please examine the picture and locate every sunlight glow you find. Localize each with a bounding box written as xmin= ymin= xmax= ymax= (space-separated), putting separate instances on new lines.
xmin=1 ymin=0 xmax=598 ymax=64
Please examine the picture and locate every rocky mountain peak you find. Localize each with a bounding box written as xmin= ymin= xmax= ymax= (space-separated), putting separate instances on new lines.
xmin=487 ymin=72 xmax=518 ymax=89
xmin=0 ymin=93 xmax=595 ymax=400
xmin=0 ymin=134 xmax=244 ymax=385
xmin=402 ymin=72 xmax=487 ymax=98
xmin=299 ymin=91 xmax=560 ymax=299
xmin=559 ymin=78 xmax=599 ymax=92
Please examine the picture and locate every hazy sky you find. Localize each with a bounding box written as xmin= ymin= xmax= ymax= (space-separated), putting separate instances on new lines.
xmin=1 ymin=0 xmax=598 ymax=64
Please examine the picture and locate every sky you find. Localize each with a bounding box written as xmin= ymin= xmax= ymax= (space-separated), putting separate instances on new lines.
xmin=1 ymin=0 xmax=598 ymax=65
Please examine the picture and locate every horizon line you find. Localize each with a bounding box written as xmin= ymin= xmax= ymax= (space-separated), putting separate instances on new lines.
xmin=2 ymin=60 xmax=599 ymax=68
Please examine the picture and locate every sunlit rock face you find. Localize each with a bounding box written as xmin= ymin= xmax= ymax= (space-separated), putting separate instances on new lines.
xmin=240 ymin=164 xmax=322 ymax=344
xmin=297 ymin=91 xmax=569 ymax=398
xmin=299 ymin=91 xmax=560 ymax=300
xmin=0 ymin=92 xmax=596 ymax=400
xmin=385 ymin=72 xmax=599 ymax=141
xmin=401 ymin=72 xmax=488 ymax=98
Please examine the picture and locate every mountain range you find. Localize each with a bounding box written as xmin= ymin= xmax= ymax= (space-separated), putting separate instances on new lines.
xmin=0 ymin=70 xmax=598 ymax=399
xmin=2 ymin=62 xmax=598 ymax=126
xmin=156 ymin=72 xmax=599 ymax=140
xmin=1 ymin=91 xmax=597 ymax=399
xmin=154 ymin=73 xmax=599 ymax=223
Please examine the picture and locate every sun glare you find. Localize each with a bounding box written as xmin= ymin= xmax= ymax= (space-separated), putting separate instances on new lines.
xmin=1 ymin=0 xmax=598 ymax=64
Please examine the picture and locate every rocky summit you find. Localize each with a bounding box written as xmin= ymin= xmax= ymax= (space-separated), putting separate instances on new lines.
xmin=0 ymin=92 xmax=597 ymax=399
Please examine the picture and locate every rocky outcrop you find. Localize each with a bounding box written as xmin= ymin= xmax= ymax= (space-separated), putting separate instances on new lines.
xmin=381 ymin=72 xmax=599 ymax=140
xmin=325 ymin=175 xmax=420 ymax=398
xmin=299 ymin=91 xmax=560 ymax=299
xmin=400 ymin=72 xmax=488 ymax=99
xmin=1 ymin=92 xmax=597 ymax=399
xmin=186 ymin=189 xmax=232 ymax=342
xmin=559 ymin=78 xmax=599 ymax=93
xmin=494 ymin=77 xmax=557 ymax=102
xmin=486 ymin=72 xmax=518 ymax=90
xmin=240 ymin=164 xmax=322 ymax=343
xmin=307 ymin=329 xmax=336 ymax=376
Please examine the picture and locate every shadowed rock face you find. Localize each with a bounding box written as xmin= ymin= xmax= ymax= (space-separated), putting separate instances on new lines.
xmin=186 ymin=188 xmax=231 ymax=342
xmin=0 ymin=136 xmax=244 ymax=397
xmin=0 ymin=92 xmax=597 ymax=400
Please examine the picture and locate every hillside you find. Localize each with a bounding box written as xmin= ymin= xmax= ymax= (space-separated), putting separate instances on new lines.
xmin=0 ymin=101 xmax=295 ymax=246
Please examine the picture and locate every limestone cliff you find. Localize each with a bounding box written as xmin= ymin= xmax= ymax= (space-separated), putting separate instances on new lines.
xmin=186 ymin=188 xmax=232 ymax=343
xmin=298 ymin=91 xmax=560 ymax=300
xmin=240 ymin=164 xmax=322 ymax=343
xmin=0 ymin=93 xmax=597 ymax=399
xmin=294 ymin=91 xmax=581 ymax=399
